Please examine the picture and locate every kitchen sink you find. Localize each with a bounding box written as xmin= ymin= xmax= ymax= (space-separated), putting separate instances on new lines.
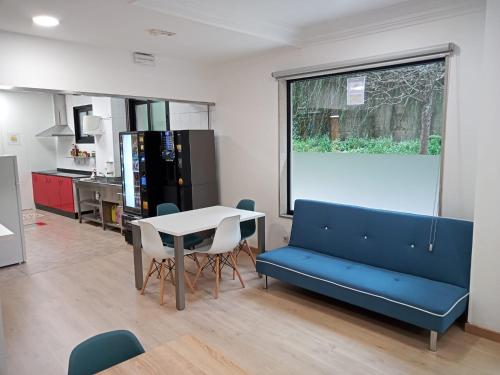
xmin=81 ymin=176 xmax=122 ymax=185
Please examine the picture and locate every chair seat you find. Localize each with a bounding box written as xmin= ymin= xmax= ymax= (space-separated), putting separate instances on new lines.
xmin=160 ymin=246 xmax=196 ymax=259
xmin=161 ymin=233 xmax=204 ymax=249
xmin=194 ymin=243 xmax=235 ymax=255
xmin=240 ymin=227 xmax=254 ymax=240
xmin=257 ymin=247 xmax=468 ymax=316
xmin=68 ymin=330 xmax=144 ymax=375
xmin=194 ymin=244 xmax=212 ymax=254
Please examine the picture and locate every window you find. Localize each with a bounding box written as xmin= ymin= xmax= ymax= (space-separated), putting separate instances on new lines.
xmin=127 ymin=99 xmax=211 ymax=131
xmin=127 ymin=99 xmax=169 ymax=131
xmin=73 ymin=104 xmax=94 ymax=144
xmin=284 ymin=58 xmax=447 ymax=216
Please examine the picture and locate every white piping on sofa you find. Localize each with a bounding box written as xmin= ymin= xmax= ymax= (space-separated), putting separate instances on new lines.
xmin=257 ymin=259 xmax=469 ymax=318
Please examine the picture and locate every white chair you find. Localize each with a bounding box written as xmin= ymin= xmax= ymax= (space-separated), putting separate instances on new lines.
xmin=139 ymin=221 xmax=196 ymax=305
xmin=193 ymin=215 xmax=244 ymax=298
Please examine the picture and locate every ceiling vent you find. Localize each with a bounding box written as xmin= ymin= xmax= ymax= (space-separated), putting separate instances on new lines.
xmin=133 ymin=52 xmax=155 ymax=66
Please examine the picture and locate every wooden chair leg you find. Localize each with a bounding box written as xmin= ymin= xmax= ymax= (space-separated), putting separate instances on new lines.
xmin=232 ymin=247 xmax=239 ymax=280
xmin=244 ymin=240 xmax=257 ymax=267
xmin=193 ymin=253 xmax=204 ymax=276
xmin=140 ymin=259 xmax=155 ymax=295
xmin=184 ymin=271 xmax=195 ymax=293
xmin=193 ymin=255 xmax=208 ymax=287
xmin=214 ymin=255 xmax=220 ymax=299
xmin=230 ymin=253 xmax=245 ymax=288
xmin=167 ymin=258 xmax=175 ymax=286
xmin=159 ymin=261 xmax=166 ymax=305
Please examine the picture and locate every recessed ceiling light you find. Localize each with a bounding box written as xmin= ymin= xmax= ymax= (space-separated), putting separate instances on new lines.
xmin=147 ymin=28 xmax=176 ymax=37
xmin=33 ymin=15 xmax=60 ymax=27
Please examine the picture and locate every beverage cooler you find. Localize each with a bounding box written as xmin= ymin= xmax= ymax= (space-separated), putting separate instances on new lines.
xmin=120 ymin=130 xmax=218 ymax=243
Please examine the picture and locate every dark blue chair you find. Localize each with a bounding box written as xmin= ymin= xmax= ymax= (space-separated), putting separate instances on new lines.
xmin=68 ymin=330 xmax=145 ymax=375
xmin=156 ymin=203 xmax=203 ymax=249
xmin=156 ymin=203 xmax=204 ymax=273
xmin=235 ymin=199 xmax=256 ymax=268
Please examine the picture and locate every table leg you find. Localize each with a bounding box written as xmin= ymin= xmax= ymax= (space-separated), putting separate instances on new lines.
xmin=257 ymin=216 xmax=266 ymax=254
xmin=132 ymin=224 xmax=143 ymax=290
xmin=174 ymin=235 xmax=185 ymax=311
xmin=257 ymin=216 xmax=266 ymax=278
xmin=75 ymin=186 xmax=82 ymax=223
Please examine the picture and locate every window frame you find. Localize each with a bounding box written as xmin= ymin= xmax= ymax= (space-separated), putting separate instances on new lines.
xmin=280 ymin=57 xmax=450 ymax=217
xmin=127 ymin=99 xmax=170 ymax=131
xmin=73 ymin=104 xmax=94 ymax=144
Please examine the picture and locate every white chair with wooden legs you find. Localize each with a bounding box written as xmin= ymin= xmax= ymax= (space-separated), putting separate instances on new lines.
xmin=139 ymin=221 xmax=197 ymax=305
xmin=193 ymin=215 xmax=244 ymax=299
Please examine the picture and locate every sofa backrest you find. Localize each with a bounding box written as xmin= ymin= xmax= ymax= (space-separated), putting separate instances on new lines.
xmin=289 ymin=200 xmax=473 ymax=289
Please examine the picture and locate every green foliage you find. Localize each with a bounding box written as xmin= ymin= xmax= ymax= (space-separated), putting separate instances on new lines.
xmin=290 ymin=60 xmax=446 ymax=146
xmin=428 ymin=135 xmax=442 ymax=155
xmin=293 ymin=135 xmax=333 ymax=153
xmin=293 ymin=136 xmax=442 ymax=155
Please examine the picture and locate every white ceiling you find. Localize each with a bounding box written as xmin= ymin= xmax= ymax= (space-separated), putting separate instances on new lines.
xmin=0 ymin=0 xmax=483 ymax=63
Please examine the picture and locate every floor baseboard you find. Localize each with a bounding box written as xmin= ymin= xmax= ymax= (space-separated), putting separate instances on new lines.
xmin=465 ymin=323 xmax=500 ymax=343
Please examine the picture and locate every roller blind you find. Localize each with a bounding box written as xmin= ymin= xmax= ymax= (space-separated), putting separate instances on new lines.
xmin=272 ymin=43 xmax=454 ymax=81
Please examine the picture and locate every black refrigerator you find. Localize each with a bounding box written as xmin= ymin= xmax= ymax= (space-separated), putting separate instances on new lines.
xmin=120 ymin=130 xmax=218 ymax=243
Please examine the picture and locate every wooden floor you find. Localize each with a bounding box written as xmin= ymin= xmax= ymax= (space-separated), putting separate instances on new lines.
xmin=1 ymin=212 xmax=499 ymax=374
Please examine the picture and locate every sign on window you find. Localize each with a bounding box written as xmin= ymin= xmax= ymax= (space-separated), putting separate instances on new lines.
xmin=347 ymin=76 xmax=366 ymax=105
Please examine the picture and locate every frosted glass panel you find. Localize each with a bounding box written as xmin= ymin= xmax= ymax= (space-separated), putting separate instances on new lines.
xmin=290 ymin=153 xmax=440 ymax=215
xmin=169 ymin=102 xmax=209 ymax=130
xmin=134 ymin=104 xmax=148 ymax=131
xmin=151 ymin=101 xmax=167 ymax=131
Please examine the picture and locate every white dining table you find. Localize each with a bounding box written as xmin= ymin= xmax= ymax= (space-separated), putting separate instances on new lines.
xmin=131 ymin=206 xmax=266 ymax=310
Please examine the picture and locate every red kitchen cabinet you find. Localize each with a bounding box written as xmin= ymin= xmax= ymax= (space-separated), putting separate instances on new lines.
xmin=31 ymin=173 xmax=41 ymax=205
xmin=32 ymin=173 xmax=75 ymax=215
xmin=59 ymin=177 xmax=75 ymax=212
xmin=46 ymin=175 xmax=59 ymax=209
xmin=32 ymin=173 xmax=49 ymax=206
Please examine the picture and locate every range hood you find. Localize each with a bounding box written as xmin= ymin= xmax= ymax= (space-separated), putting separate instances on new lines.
xmin=36 ymin=94 xmax=74 ymax=137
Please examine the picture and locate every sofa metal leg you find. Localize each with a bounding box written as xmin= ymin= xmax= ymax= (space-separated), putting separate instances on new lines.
xmin=429 ymin=330 xmax=438 ymax=352
xmin=264 ymin=275 xmax=268 ymax=289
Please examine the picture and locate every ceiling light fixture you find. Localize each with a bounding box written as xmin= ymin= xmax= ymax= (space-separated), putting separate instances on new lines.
xmin=147 ymin=28 xmax=176 ymax=37
xmin=0 ymin=85 xmax=14 ymax=90
xmin=33 ymin=15 xmax=60 ymax=27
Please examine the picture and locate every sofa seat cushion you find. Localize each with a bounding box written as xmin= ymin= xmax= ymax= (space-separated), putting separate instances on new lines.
xmin=257 ymin=247 xmax=469 ymax=318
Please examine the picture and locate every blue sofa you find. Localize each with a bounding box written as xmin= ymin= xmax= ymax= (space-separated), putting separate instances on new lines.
xmin=256 ymin=200 xmax=473 ymax=350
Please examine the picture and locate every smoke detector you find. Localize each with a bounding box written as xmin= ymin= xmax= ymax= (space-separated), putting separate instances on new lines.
xmin=147 ymin=28 xmax=176 ymax=37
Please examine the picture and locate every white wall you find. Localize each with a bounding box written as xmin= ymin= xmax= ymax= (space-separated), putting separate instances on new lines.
xmin=469 ymin=0 xmax=500 ymax=333
xmin=57 ymin=95 xmax=95 ymax=172
xmin=110 ymin=98 xmax=127 ymax=176
xmin=0 ymin=31 xmax=215 ymax=103
xmin=0 ymin=31 xmax=216 ymax=177
xmin=213 ymin=11 xmax=485 ymax=249
xmin=58 ymin=96 xmax=127 ymax=175
xmin=0 ymin=91 xmax=57 ymax=209
xmin=92 ymin=97 xmax=114 ymax=175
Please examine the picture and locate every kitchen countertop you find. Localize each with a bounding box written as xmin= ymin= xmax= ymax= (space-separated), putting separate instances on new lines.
xmin=34 ymin=169 xmax=92 ymax=179
xmin=77 ymin=176 xmax=122 ymax=186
